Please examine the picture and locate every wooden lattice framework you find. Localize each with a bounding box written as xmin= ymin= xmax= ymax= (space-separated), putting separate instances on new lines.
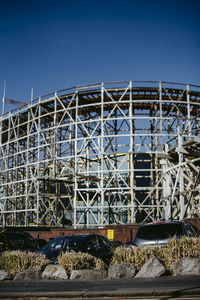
xmin=0 ymin=81 xmax=199 ymax=227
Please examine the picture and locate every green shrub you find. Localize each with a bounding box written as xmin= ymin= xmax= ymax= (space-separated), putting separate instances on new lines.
xmin=58 ymin=251 xmax=106 ymax=276
xmin=0 ymin=250 xmax=49 ymax=276
xmin=111 ymin=237 xmax=200 ymax=271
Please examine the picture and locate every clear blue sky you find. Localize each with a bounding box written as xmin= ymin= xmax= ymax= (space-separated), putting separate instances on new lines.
xmin=0 ymin=0 xmax=199 ymax=112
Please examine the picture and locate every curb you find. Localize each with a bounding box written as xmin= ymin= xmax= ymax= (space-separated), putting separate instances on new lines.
xmin=1 ymin=288 xmax=200 ymax=299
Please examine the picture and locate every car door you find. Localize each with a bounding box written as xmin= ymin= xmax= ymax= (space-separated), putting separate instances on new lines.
xmin=98 ymin=236 xmax=114 ymax=262
xmin=45 ymin=238 xmax=65 ymax=260
xmin=85 ymin=235 xmax=103 ymax=259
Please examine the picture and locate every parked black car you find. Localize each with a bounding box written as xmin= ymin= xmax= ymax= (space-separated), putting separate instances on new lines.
xmin=130 ymin=220 xmax=200 ymax=247
xmin=0 ymin=230 xmax=39 ymax=252
xmin=38 ymin=234 xmax=114 ymax=263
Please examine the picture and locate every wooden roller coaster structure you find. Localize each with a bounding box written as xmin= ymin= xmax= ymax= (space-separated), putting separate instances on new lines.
xmin=0 ymin=81 xmax=199 ymax=227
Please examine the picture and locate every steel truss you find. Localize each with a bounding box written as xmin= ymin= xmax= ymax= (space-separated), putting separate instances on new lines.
xmin=0 ymin=81 xmax=199 ymax=227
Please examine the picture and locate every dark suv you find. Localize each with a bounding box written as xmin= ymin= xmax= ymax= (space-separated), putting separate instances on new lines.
xmin=38 ymin=234 xmax=114 ymax=263
xmin=130 ymin=221 xmax=200 ymax=247
xmin=0 ymin=231 xmax=39 ymax=252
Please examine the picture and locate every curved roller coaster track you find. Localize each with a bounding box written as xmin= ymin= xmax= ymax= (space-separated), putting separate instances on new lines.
xmin=0 ymin=81 xmax=200 ymax=227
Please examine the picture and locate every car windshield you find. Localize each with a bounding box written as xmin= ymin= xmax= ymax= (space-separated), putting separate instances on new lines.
xmin=41 ymin=235 xmax=86 ymax=252
xmin=136 ymin=223 xmax=183 ymax=240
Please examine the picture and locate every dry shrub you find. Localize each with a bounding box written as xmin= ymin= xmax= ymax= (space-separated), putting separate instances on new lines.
xmin=163 ymin=236 xmax=200 ymax=268
xmin=111 ymin=237 xmax=200 ymax=271
xmin=1 ymin=237 xmax=199 ymax=277
xmin=0 ymin=250 xmax=49 ymax=276
xmin=111 ymin=245 xmax=160 ymax=271
xmin=58 ymin=251 xmax=106 ymax=276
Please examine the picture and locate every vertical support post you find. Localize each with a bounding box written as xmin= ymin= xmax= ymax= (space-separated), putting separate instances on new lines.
xmin=2 ymin=81 xmax=6 ymax=116
xmin=0 ymin=86 xmax=4 ymax=225
xmin=97 ymin=124 xmax=101 ymax=225
xmin=129 ymin=80 xmax=134 ymax=223
xmin=160 ymin=158 xmax=167 ymax=219
xmin=186 ymin=84 xmax=191 ymax=137
xmin=31 ymin=87 xmax=34 ymax=102
xmin=178 ymin=135 xmax=184 ymax=220
xmin=36 ymin=97 xmax=41 ymax=225
xmin=54 ymin=92 xmax=58 ymax=225
xmin=156 ymin=82 xmax=163 ymax=218
xmin=86 ymin=125 xmax=89 ymax=227
xmin=159 ymin=81 xmax=163 ymax=148
xmin=0 ymin=80 xmax=6 ymax=224
xmin=25 ymin=107 xmax=30 ymax=226
xmin=161 ymin=143 xmax=171 ymax=220
xmin=74 ymin=89 xmax=78 ymax=228
xmin=100 ymin=82 xmax=104 ymax=226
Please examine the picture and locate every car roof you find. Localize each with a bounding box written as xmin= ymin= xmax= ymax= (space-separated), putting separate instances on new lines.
xmin=139 ymin=220 xmax=184 ymax=227
xmin=51 ymin=234 xmax=100 ymax=240
xmin=0 ymin=231 xmax=32 ymax=237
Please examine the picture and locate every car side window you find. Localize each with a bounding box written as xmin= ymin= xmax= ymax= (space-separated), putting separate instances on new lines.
xmin=99 ymin=236 xmax=111 ymax=248
xmin=63 ymin=239 xmax=78 ymax=251
xmin=185 ymin=224 xmax=195 ymax=237
xmin=87 ymin=236 xmax=101 ymax=251
xmin=49 ymin=238 xmax=64 ymax=251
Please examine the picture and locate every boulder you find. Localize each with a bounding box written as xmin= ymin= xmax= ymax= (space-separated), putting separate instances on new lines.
xmin=135 ymin=257 xmax=166 ymax=278
xmin=108 ymin=263 xmax=136 ymax=279
xmin=42 ymin=264 xmax=68 ymax=280
xmin=172 ymin=257 xmax=200 ymax=276
xmin=70 ymin=269 xmax=107 ymax=280
xmin=14 ymin=268 xmax=42 ymax=280
xmin=0 ymin=270 xmax=11 ymax=281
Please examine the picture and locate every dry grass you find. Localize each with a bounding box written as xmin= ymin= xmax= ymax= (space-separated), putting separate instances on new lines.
xmin=0 ymin=250 xmax=49 ymax=276
xmin=1 ymin=237 xmax=199 ymax=277
xmin=58 ymin=251 xmax=106 ymax=276
xmin=111 ymin=237 xmax=200 ymax=271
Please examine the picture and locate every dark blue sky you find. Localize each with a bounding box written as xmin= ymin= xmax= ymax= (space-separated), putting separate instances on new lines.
xmin=0 ymin=0 xmax=199 ymax=111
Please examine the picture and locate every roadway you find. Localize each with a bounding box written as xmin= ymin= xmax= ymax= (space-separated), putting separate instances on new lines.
xmin=0 ymin=275 xmax=200 ymax=299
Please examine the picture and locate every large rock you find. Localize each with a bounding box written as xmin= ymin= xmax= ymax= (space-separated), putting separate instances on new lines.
xmin=42 ymin=264 xmax=68 ymax=280
xmin=108 ymin=263 xmax=136 ymax=279
xmin=172 ymin=257 xmax=200 ymax=276
xmin=14 ymin=268 xmax=42 ymax=280
xmin=70 ymin=269 xmax=107 ymax=280
xmin=135 ymin=257 xmax=166 ymax=278
xmin=0 ymin=270 xmax=11 ymax=281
